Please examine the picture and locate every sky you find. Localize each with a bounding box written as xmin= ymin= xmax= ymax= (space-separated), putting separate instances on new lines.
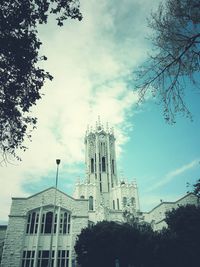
xmin=0 ymin=0 xmax=200 ymax=224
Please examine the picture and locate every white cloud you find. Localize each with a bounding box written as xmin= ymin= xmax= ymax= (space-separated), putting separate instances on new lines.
xmin=0 ymin=0 xmax=160 ymax=222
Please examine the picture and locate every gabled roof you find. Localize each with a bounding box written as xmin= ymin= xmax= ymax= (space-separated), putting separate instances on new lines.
xmin=12 ymin=187 xmax=87 ymax=201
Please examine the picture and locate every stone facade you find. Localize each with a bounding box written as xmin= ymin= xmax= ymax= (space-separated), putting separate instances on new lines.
xmin=0 ymin=226 xmax=7 ymax=264
xmin=1 ymin=188 xmax=89 ymax=267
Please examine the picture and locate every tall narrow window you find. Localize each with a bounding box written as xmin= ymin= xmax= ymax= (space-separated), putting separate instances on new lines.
xmin=113 ymin=200 xmax=115 ymax=210
xmin=41 ymin=214 xmax=45 ymax=233
xmin=35 ymin=213 xmax=39 ymax=234
xmin=59 ymin=211 xmax=71 ymax=234
xmin=112 ymin=159 xmax=115 ymax=174
xmin=26 ymin=214 xmax=31 ymax=234
xmin=131 ymin=197 xmax=135 ymax=206
xmin=26 ymin=211 xmax=39 ymax=234
xmin=117 ymin=198 xmax=120 ymax=210
xmin=102 ymin=157 xmax=106 ymax=172
xmin=89 ymin=196 xmax=94 ymax=210
xmin=54 ymin=214 xmax=57 ymax=234
xmin=123 ymin=197 xmax=127 ymax=207
xmin=99 ymin=173 xmax=102 ymax=192
xmin=91 ymin=158 xmax=94 ymax=173
xmin=63 ymin=212 xmax=68 ymax=234
xmin=44 ymin=212 xmax=53 ymax=233
xmin=67 ymin=214 xmax=71 ymax=234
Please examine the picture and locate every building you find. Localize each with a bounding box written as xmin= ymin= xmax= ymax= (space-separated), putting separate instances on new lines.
xmin=1 ymin=121 xmax=139 ymax=267
xmin=0 ymin=226 xmax=7 ymax=264
xmin=1 ymin=121 xmax=199 ymax=266
xmin=143 ymin=192 xmax=199 ymax=231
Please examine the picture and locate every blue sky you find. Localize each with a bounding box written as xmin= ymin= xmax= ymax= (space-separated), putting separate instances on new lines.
xmin=0 ymin=0 xmax=200 ymax=223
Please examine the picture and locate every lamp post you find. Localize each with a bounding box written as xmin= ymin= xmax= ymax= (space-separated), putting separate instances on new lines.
xmin=55 ymin=159 xmax=61 ymax=189
xmin=48 ymin=159 xmax=61 ymax=267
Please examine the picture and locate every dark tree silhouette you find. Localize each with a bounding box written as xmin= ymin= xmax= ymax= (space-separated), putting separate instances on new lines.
xmin=193 ymin=179 xmax=200 ymax=196
xmin=136 ymin=0 xmax=200 ymax=123
xmin=75 ymin=220 xmax=155 ymax=267
xmin=0 ymin=0 xmax=82 ymax=161
xmin=163 ymin=205 xmax=200 ymax=267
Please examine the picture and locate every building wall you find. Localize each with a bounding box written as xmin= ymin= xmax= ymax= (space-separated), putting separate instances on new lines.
xmin=1 ymin=188 xmax=89 ymax=267
xmin=0 ymin=226 xmax=7 ymax=264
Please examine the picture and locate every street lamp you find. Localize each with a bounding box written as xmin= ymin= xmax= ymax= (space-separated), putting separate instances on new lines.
xmin=48 ymin=159 xmax=61 ymax=267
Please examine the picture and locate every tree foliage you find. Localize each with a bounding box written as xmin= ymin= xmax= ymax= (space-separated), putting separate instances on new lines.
xmin=0 ymin=0 xmax=82 ymax=160
xmin=193 ymin=178 xmax=200 ymax=196
xmin=136 ymin=0 xmax=200 ymax=123
xmin=75 ymin=220 xmax=155 ymax=267
xmin=163 ymin=205 xmax=200 ymax=267
xmin=75 ymin=205 xmax=200 ymax=267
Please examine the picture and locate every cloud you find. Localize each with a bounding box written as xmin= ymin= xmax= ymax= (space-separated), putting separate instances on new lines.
xmin=0 ymin=0 xmax=160 ymax=222
xmin=145 ymin=159 xmax=200 ymax=193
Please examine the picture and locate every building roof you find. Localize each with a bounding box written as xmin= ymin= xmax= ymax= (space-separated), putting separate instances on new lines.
xmin=144 ymin=192 xmax=198 ymax=214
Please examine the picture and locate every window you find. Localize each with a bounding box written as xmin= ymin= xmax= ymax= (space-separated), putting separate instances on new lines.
xmin=57 ymin=250 xmax=69 ymax=267
xmin=113 ymin=200 xmax=115 ymax=210
xmin=123 ymin=197 xmax=127 ymax=207
xmin=37 ymin=250 xmax=54 ymax=267
xmin=131 ymin=197 xmax=135 ymax=207
xmin=99 ymin=173 xmax=102 ymax=192
xmin=67 ymin=214 xmax=71 ymax=234
xmin=91 ymin=158 xmax=94 ymax=173
xmin=59 ymin=212 xmax=71 ymax=234
xmin=54 ymin=214 xmax=57 ymax=233
xmin=26 ymin=211 xmax=39 ymax=234
xmin=102 ymin=156 xmax=106 ymax=172
xmin=117 ymin=198 xmax=120 ymax=210
xmin=89 ymin=196 xmax=94 ymax=210
xmin=27 ymin=209 xmax=71 ymax=235
xmin=63 ymin=212 xmax=67 ymax=234
xmin=22 ymin=250 xmax=35 ymax=267
xmin=112 ymin=159 xmax=115 ymax=174
xmin=44 ymin=212 xmax=53 ymax=233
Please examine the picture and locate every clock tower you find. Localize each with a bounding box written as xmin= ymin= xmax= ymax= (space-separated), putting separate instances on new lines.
xmin=85 ymin=120 xmax=118 ymax=193
xmin=73 ymin=119 xmax=140 ymax=217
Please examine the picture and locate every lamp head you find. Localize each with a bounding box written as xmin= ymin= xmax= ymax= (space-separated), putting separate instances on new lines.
xmin=56 ymin=159 xmax=61 ymax=165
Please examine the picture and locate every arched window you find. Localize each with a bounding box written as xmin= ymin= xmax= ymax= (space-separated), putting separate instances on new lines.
xmin=123 ymin=197 xmax=127 ymax=207
xmin=102 ymin=157 xmax=106 ymax=172
xmin=80 ymin=195 xmax=85 ymax=199
xmin=91 ymin=158 xmax=94 ymax=173
xmin=89 ymin=196 xmax=94 ymax=210
xmin=27 ymin=209 xmax=71 ymax=235
xmin=44 ymin=212 xmax=53 ymax=233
